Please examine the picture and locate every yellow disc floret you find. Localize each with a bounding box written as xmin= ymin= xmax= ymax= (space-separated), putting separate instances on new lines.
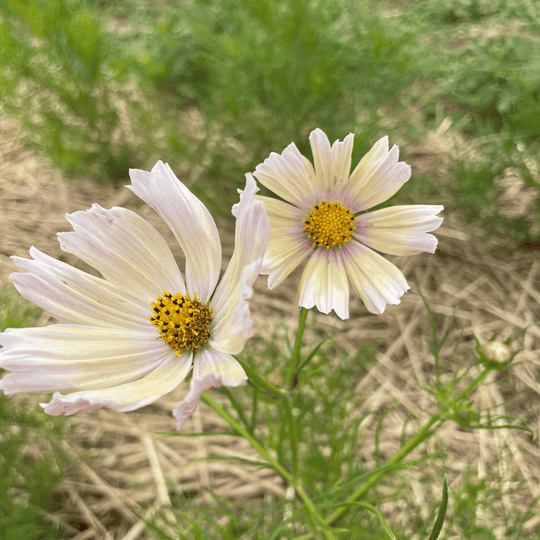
xmin=149 ymin=291 xmax=212 ymax=354
xmin=303 ymin=200 xmax=357 ymax=249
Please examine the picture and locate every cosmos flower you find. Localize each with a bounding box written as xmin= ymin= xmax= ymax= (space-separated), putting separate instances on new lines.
xmin=253 ymin=128 xmax=444 ymax=319
xmin=0 ymin=162 xmax=270 ymax=429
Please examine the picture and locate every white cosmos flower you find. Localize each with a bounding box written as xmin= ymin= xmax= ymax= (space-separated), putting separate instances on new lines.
xmin=253 ymin=128 xmax=444 ymax=319
xmin=0 ymin=162 xmax=270 ymax=429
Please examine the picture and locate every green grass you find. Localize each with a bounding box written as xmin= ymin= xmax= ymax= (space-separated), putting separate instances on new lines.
xmin=0 ymin=287 xmax=70 ymax=540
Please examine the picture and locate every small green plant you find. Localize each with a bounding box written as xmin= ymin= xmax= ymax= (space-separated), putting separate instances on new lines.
xmin=0 ymin=287 xmax=69 ymax=539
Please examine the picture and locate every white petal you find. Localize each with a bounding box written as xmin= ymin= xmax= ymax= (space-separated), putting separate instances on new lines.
xmin=347 ymin=137 xmax=411 ymax=211
xmin=128 ymin=162 xmax=221 ymax=303
xmin=209 ymin=175 xmax=270 ymax=354
xmin=342 ymin=241 xmax=410 ymax=314
xmin=330 ymin=133 xmax=355 ymax=191
xmin=355 ymin=205 xmax=444 ymax=255
xmin=59 ymin=204 xmax=185 ymax=303
xmin=254 ymin=143 xmax=319 ymax=207
xmin=0 ymin=324 xmax=172 ymax=393
xmin=309 ymin=128 xmax=333 ymax=191
xmin=40 ymin=351 xmax=192 ymax=415
xmin=211 ymin=174 xmax=270 ymax=315
xmin=263 ymin=234 xmax=311 ymax=290
xmin=256 ymin=195 xmax=311 ymax=289
xmin=172 ymin=347 xmax=246 ymax=430
xmin=11 ymin=248 xmax=149 ymax=328
xmin=298 ymin=248 xmax=349 ymax=319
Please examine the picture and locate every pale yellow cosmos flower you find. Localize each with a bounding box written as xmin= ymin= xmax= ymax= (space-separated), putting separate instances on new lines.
xmin=253 ymin=128 xmax=444 ymax=319
xmin=0 ymin=163 xmax=270 ymax=429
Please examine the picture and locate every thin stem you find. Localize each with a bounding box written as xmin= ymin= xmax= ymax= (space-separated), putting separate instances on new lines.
xmin=236 ymin=357 xmax=287 ymax=399
xmin=454 ymin=367 xmax=491 ymax=403
xmin=283 ymin=397 xmax=299 ymax=479
xmin=285 ymin=307 xmax=309 ymax=390
xmin=201 ymin=393 xmax=335 ymax=539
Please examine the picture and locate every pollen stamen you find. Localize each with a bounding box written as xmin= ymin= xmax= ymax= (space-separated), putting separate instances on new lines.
xmin=303 ymin=200 xmax=357 ymax=249
xmin=149 ymin=291 xmax=212 ymax=355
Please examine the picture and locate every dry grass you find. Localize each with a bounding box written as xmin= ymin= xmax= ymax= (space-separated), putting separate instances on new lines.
xmin=0 ymin=118 xmax=539 ymax=539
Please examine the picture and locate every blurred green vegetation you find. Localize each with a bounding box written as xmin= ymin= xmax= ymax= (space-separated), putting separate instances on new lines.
xmin=0 ymin=287 xmax=69 ymax=539
xmin=0 ymin=0 xmax=538 ymax=238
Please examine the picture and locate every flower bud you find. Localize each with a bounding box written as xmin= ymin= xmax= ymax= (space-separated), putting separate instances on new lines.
xmin=481 ymin=341 xmax=512 ymax=364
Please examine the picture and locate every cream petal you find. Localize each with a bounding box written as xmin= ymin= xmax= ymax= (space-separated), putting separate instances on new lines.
xmin=11 ymin=248 xmax=149 ymax=328
xmin=330 ymin=132 xmax=355 ymax=191
xmin=347 ymin=138 xmax=411 ymax=211
xmin=128 ymin=161 xmax=221 ymax=303
xmin=298 ymin=248 xmax=349 ymax=319
xmin=355 ymin=205 xmax=444 ymax=255
xmin=59 ymin=204 xmax=185 ymax=303
xmin=309 ymin=128 xmax=333 ymax=191
xmin=0 ymin=324 xmax=172 ymax=393
xmin=342 ymin=241 xmax=410 ymax=314
xmin=211 ymin=174 xmax=270 ymax=315
xmin=209 ymin=175 xmax=270 ymax=354
xmin=254 ymin=143 xmax=319 ymax=207
xmin=263 ymin=235 xmax=311 ymax=289
xmin=172 ymin=347 xmax=246 ymax=430
xmin=255 ymin=195 xmax=311 ymax=289
xmin=40 ymin=351 xmax=193 ymax=415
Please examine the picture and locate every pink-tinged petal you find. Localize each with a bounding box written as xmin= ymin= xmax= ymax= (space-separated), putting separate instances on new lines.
xmin=40 ymin=351 xmax=193 ymax=416
xmin=355 ymin=205 xmax=444 ymax=255
xmin=263 ymin=235 xmax=311 ymax=290
xmin=209 ymin=260 xmax=259 ymax=355
xmin=298 ymin=248 xmax=350 ymax=319
xmin=309 ymin=128 xmax=333 ymax=190
xmin=254 ymin=143 xmax=319 ymax=207
xmin=342 ymin=241 xmax=410 ymax=314
xmin=347 ymin=137 xmax=411 ymax=211
xmin=256 ymin=195 xmax=311 ymax=289
xmin=172 ymin=348 xmax=246 ymax=430
xmin=0 ymin=324 xmax=171 ymax=393
xmin=11 ymin=248 xmax=149 ymax=328
xmin=330 ymin=132 xmax=355 ymax=191
xmin=209 ymin=175 xmax=270 ymax=355
xmin=128 ymin=162 xmax=221 ymax=303
xmin=59 ymin=204 xmax=185 ymax=303
xmin=211 ymin=174 xmax=270 ymax=315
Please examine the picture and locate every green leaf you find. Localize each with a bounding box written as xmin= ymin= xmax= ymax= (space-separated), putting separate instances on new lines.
xmin=353 ymin=502 xmax=397 ymax=540
xmin=427 ymin=474 xmax=448 ymax=540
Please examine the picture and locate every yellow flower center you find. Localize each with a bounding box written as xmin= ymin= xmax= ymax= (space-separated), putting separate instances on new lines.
xmin=149 ymin=291 xmax=213 ymax=354
xmin=303 ymin=200 xmax=357 ymax=249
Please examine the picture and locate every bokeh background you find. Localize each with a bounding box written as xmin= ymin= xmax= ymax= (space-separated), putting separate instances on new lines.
xmin=1 ymin=1 xmax=540 ymax=539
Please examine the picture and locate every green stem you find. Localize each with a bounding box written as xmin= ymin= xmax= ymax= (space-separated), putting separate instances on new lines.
xmin=283 ymin=397 xmax=299 ymax=479
xmin=236 ymin=357 xmax=286 ymax=399
xmin=201 ymin=393 xmax=335 ymax=539
xmin=454 ymin=367 xmax=491 ymax=403
xmin=285 ymin=308 xmax=309 ymax=390
xmin=320 ymin=368 xmax=492 ymax=530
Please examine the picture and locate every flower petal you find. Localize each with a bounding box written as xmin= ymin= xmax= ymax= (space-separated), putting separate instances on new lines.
xmin=298 ymin=248 xmax=350 ymax=319
xmin=210 ymin=175 xmax=270 ymax=354
xmin=59 ymin=204 xmax=185 ymax=303
xmin=11 ymin=248 xmax=150 ymax=328
xmin=0 ymin=324 xmax=171 ymax=393
xmin=342 ymin=241 xmax=410 ymax=314
xmin=40 ymin=350 xmax=192 ymax=415
xmin=172 ymin=347 xmax=246 ymax=430
xmin=255 ymin=195 xmax=311 ymax=289
xmin=347 ymin=137 xmax=411 ymax=211
xmin=128 ymin=161 xmax=221 ymax=303
xmin=330 ymin=132 xmax=355 ymax=191
xmin=254 ymin=143 xmax=319 ymax=207
xmin=309 ymin=128 xmax=333 ymax=191
xmin=355 ymin=205 xmax=444 ymax=255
